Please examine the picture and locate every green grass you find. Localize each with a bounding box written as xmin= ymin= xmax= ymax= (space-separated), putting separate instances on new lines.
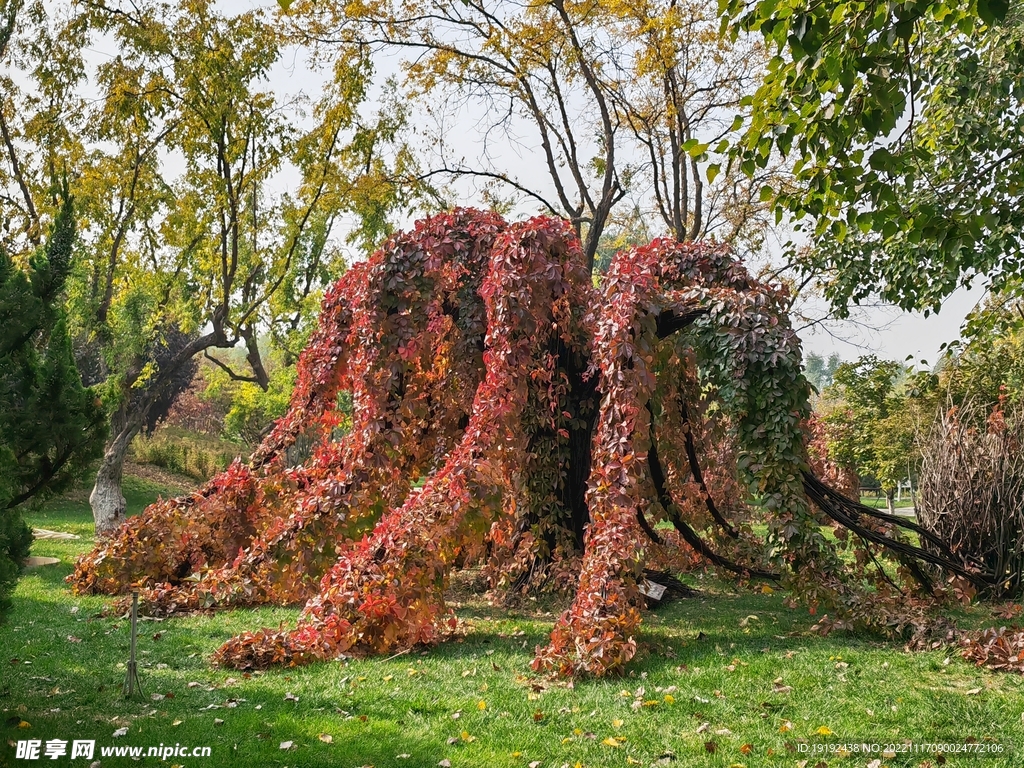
xmin=3 ymin=477 xmax=1024 ymax=767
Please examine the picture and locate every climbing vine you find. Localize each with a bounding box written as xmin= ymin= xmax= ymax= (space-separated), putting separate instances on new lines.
xmin=71 ymin=210 xmax=994 ymax=676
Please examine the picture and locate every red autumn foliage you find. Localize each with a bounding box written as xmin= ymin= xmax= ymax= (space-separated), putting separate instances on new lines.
xmin=805 ymin=412 xmax=860 ymax=502
xmin=961 ymin=626 xmax=1024 ymax=673
xmin=70 ymin=209 xmax=961 ymax=676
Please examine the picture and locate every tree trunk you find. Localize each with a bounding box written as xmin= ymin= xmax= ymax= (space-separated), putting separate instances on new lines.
xmin=885 ymin=488 xmax=896 ymax=516
xmin=90 ymin=406 xmax=144 ymax=535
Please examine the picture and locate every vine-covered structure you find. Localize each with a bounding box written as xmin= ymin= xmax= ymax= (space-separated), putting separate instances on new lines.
xmin=70 ymin=210 xmax=990 ymax=675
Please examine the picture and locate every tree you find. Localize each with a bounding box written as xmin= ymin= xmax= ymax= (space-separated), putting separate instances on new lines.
xmin=723 ymin=0 xmax=1023 ymax=314
xmin=820 ymin=356 xmax=918 ymax=514
xmin=0 ymin=196 xmax=106 ymax=615
xmin=285 ymin=0 xmax=785 ymax=269
xmin=804 ymin=351 xmax=842 ymax=393
xmin=71 ymin=210 xmax=989 ymax=676
xmin=1 ymin=0 xmax=416 ymax=532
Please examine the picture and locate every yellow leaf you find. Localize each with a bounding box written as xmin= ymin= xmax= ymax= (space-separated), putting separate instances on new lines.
xmin=642 ymin=700 xmax=659 ymax=707
xmin=562 ymin=737 xmax=572 ymax=744
xmin=318 ymin=733 xmax=333 ymax=743
xmin=511 ymin=752 xmax=522 ymax=758
xmin=612 ymin=718 xmax=624 ymax=728
xmin=477 ymin=700 xmax=487 ymax=710
xmin=18 ymin=721 xmax=31 ymax=729
xmin=172 ymin=720 xmax=183 ymax=727
xmin=461 ymin=731 xmax=476 ymax=743
xmin=383 ymin=675 xmax=393 ymax=682
xmin=816 ymin=725 xmax=833 ymax=736
xmin=779 ymin=720 xmax=793 ymax=733
xmin=601 ymin=737 xmax=622 ymax=748
xmin=627 ymin=758 xmax=641 ymax=765
xmin=761 ymin=584 xmax=774 ymax=594
xmin=663 ymin=694 xmax=675 ymax=704
xmin=619 ymin=690 xmax=631 ymax=698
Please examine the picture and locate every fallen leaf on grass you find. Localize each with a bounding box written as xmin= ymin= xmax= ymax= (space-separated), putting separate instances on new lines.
xmin=172 ymin=720 xmax=182 ymax=727
xmin=284 ymin=692 xmax=299 ymax=702
xmin=612 ymin=718 xmax=624 ymax=728
xmin=112 ymin=727 xmax=128 ymax=738
xmin=816 ymin=726 xmax=833 ymax=736
xmin=740 ymin=743 xmax=753 ymax=754
xmin=318 ymin=733 xmax=332 ymax=743
xmin=704 ymin=741 xmax=717 ymax=753
xmin=696 ymin=722 xmax=711 ymax=733
xmin=213 ymin=719 xmax=224 ymax=726
xmin=965 ymin=687 xmax=983 ymax=695
xmin=17 ymin=721 xmax=31 ymax=729
xmin=439 ymin=760 xmax=451 ymax=768
xmin=601 ymin=737 xmax=623 ymax=747
xmin=279 ymin=741 xmax=295 ymax=750
xmin=461 ymin=731 xmax=476 ymax=743
xmin=529 ymin=762 xmax=542 ymax=768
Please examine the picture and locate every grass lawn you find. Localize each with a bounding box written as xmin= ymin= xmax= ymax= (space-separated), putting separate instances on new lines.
xmin=3 ymin=475 xmax=1024 ymax=768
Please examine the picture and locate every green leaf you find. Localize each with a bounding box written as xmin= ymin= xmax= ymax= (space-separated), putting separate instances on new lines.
xmin=706 ymin=163 xmax=721 ymax=184
xmin=686 ymin=141 xmax=710 ymax=158
xmin=978 ymin=0 xmax=1010 ymax=24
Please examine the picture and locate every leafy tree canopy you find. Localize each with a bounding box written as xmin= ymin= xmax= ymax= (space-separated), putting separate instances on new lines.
xmin=723 ymin=0 xmax=1023 ymax=314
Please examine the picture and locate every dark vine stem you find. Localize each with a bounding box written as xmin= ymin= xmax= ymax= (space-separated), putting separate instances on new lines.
xmin=648 ymin=421 xmax=779 ymax=582
xmin=636 ymin=507 xmax=663 ymax=545
xmin=677 ymin=398 xmax=741 ymax=539
xmin=802 ymin=471 xmax=992 ymax=591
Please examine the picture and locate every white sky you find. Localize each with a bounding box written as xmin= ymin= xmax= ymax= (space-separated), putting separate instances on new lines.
xmin=799 ymin=283 xmax=987 ymax=366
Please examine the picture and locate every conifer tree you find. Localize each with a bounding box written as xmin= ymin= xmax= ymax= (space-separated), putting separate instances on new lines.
xmin=0 ymin=196 xmax=106 ymax=616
